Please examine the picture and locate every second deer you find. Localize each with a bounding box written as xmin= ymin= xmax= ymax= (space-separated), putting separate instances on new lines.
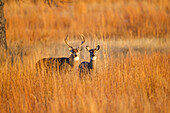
xmin=79 ymin=45 xmax=100 ymax=77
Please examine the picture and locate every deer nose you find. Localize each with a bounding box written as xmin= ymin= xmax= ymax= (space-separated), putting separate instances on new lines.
xmin=92 ymin=55 xmax=95 ymax=57
xmin=75 ymin=54 xmax=77 ymax=57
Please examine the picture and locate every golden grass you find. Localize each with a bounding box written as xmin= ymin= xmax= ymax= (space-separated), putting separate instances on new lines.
xmin=0 ymin=50 xmax=169 ymax=113
xmin=0 ymin=0 xmax=170 ymax=113
xmin=0 ymin=37 xmax=169 ymax=113
xmin=4 ymin=0 xmax=170 ymax=42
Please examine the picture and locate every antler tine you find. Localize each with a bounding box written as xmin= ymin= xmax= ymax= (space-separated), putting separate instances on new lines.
xmin=79 ymin=34 xmax=85 ymax=46
xmin=65 ymin=35 xmax=73 ymax=48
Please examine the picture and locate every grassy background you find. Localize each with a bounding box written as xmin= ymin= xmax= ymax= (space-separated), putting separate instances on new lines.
xmin=4 ymin=0 xmax=170 ymax=42
xmin=0 ymin=0 xmax=170 ymax=113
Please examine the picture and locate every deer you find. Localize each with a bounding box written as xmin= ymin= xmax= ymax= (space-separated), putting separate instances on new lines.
xmin=36 ymin=35 xmax=85 ymax=74
xmin=79 ymin=45 xmax=100 ymax=78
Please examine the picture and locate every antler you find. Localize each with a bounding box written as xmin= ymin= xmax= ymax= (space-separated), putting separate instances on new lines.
xmin=79 ymin=34 xmax=85 ymax=47
xmin=65 ymin=34 xmax=85 ymax=48
xmin=65 ymin=35 xmax=73 ymax=48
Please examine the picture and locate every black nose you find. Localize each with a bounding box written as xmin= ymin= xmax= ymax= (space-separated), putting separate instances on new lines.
xmin=92 ymin=55 xmax=95 ymax=57
xmin=75 ymin=55 xmax=77 ymax=57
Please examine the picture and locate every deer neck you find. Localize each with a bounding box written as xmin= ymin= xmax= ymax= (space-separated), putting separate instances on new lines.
xmin=69 ymin=54 xmax=79 ymax=67
xmin=90 ymin=57 xmax=97 ymax=69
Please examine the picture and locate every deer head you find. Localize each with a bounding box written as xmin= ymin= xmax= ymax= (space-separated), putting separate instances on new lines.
xmin=86 ymin=45 xmax=100 ymax=60
xmin=65 ymin=34 xmax=85 ymax=61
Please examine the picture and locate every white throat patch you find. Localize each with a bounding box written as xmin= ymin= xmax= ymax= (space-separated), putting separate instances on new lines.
xmin=91 ymin=56 xmax=96 ymax=60
xmin=74 ymin=57 xmax=79 ymax=61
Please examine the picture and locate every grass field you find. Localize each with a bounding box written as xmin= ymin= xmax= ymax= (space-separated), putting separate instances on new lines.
xmin=0 ymin=0 xmax=170 ymax=113
xmin=4 ymin=0 xmax=170 ymax=41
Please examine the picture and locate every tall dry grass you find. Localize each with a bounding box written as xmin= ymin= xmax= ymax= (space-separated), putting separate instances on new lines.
xmin=3 ymin=0 xmax=170 ymax=42
xmin=0 ymin=37 xmax=169 ymax=113
xmin=0 ymin=49 xmax=169 ymax=113
xmin=0 ymin=0 xmax=170 ymax=113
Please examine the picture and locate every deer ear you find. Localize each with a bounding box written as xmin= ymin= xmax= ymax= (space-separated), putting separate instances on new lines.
xmin=86 ymin=46 xmax=90 ymax=51
xmin=95 ymin=45 xmax=100 ymax=51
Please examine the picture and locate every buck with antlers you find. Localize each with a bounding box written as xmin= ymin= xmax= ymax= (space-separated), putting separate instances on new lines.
xmin=79 ymin=45 xmax=100 ymax=77
xmin=36 ymin=35 xmax=85 ymax=73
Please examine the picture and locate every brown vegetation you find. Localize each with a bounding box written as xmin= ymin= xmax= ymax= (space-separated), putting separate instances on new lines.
xmin=4 ymin=0 xmax=170 ymax=42
xmin=0 ymin=0 xmax=169 ymax=113
xmin=0 ymin=51 xmax=169 ymax=113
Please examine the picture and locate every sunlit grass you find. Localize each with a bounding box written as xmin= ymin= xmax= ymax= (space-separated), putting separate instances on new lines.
xmin=4 ymin=0 xmax=170 ymax=42
xmin=0 ymin=51 xmax=169 ymax=113
xmin=0 ymin=0 xmax=169 ymax=112
xmin=0 ymin=38 xmax=169 ymax=113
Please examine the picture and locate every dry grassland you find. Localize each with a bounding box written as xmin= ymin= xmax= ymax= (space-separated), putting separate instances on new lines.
xmin=4 ymin=0 xmax=170 ymax=41
xmin=0 ymin=0 xmax=170 ymax=113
